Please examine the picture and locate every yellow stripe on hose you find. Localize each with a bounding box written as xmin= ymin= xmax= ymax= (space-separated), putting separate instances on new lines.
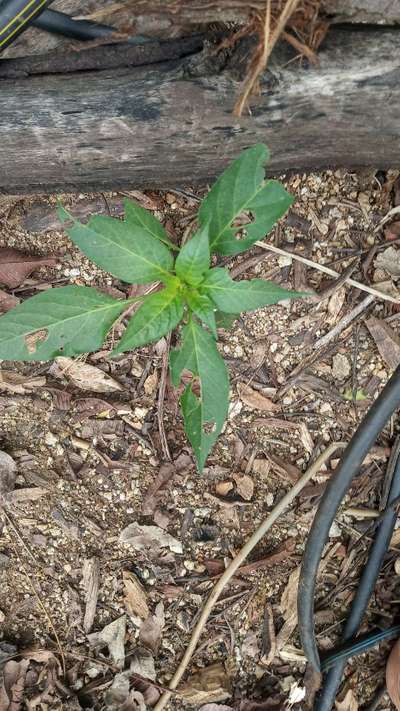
xmin=0 ymin=0 xmax=48 ymax=46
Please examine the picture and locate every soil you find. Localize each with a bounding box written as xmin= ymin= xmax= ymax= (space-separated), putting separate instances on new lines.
xmin=0 ymin=168 xmax=399 ymax=710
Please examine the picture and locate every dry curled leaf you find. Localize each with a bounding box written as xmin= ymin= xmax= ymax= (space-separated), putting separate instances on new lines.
xmin=375 ymin=246 xmax=400 ymax=278
xmin=366 ymin=316 xmax=400 ymax=370
xmin=119 ymin=523 xmax=182 ymax=554
xmin=139 ymin=615 xmax=163 ymax=654
xmin=237 ymin=383 xmax=278 ymax=412
xmin=0 ymin=247 xmax=57 ymax=288
xmin=123 ymin=571 xmax=149 ymax=620
xmin=0 ymin=659 xmax=29 ymax=711
xmin=56 ymin=357 xmax=123 ymax=393
xmin=335 ymin=689 xmax=358 ymax=711
xmin=0 ymin=451 xmax=16 ymax=498
xmin=387 ymin=638 xmax=400 ymax=709
xmin=233 ymin=473 xmax=254 ymax=501
xmin=87 ymin=615 xmax=126 ymax=669
xmin=0 ymin=289 xmax=19 ymax=314
xmin=0 ymin=370 xmax=46 ymax=395
xmin=180 ymin=663 xmax=232 ymax=705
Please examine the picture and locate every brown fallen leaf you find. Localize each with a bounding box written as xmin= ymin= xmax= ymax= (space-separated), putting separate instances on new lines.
xmin=123 ymin=571 xmax=149 ymax=620
xmin=233 ymin=473 xmax=254 ymax=501
xmin=180 ymin=663 xmax=232 ymax=705
xmin=72 ymin=397 xmax=117 ymax=422
xmin=215 ymin=481 xmax=233 ymax=497
xmin=375 ymin=246 xmax=400 ymax=278
xmin=87 ymin=615 xmax=126 ymax=669
xmin=0 ymin=289 xmax=19 ymax=313
xmin=237 ymin=383 xmax=278 ymax=412
xmin=386 ymin=638 xmax=400 ymax=709
xmin=0 ymin=451 xmax=16 ymax=498
xmin=366 ymin=316 xmax=400 ymax=370
xmin=56 ymin=357 xmax=123 ymax=393
xmin=276 ymin=567 xmax=301 ymax=653
xmin=0 ymin=659 xmax=29 ymax=710
xmin=139 ymin=611 xmax=163 ymax=654
xmin=119 ymin=523 xmax=182 ymax=554
xmin=252 ymin=419 xmax=314 ymax=455
xmin=82 ymin=557 xmax=100 ymax=633
xmin=335 ymin=689 xmax=359 ymax=711
xmin=385 ymin=221 xmax=400 ymax=241
xmin=0 ymin=248 xmax=57 ymax=288
xmin=0 ymin=370 xmax=46 ymax=395
xmin=141 ymin=463 xmax=176 ymax=516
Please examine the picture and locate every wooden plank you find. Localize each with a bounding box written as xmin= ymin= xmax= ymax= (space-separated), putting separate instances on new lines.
xmin=1 ymin=27 xmax=399 ymax=194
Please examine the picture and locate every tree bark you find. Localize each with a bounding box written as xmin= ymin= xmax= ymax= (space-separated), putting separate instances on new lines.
xmin=1 ymin=26 xmax=399 ymax=194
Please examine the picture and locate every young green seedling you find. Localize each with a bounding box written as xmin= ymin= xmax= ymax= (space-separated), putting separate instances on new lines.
xmin=0 ymin=144 xmax=302 ymax=470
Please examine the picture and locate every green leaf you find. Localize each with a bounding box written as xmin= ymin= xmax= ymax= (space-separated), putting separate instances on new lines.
xmin=175 ymin=224 xmax=210 ymax=286
xmin=186 ymin=291 xmax=217 ymax=338
xmin=215 ymin=311 xmax=237 ymax=330
xmin=0 ymin=286 xmax=126 ymax=361
xmin=199 ymin=144 xmax=293 ymax=255
xmin=201 ymin=268 xmax=299 ymax=313
xmin=113 ymin=286 xmax=184 ymax=354
xmin=123 ymin=198 xmax=176 ymax=249
xmin=58 ymin=206 xmax=174 ymax=285
xmin=170 ymin=320 xmax=229 ymax=471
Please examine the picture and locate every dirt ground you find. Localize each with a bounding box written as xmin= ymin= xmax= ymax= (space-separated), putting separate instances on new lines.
xmin=0 ymin=167 xmax=400 ymax=711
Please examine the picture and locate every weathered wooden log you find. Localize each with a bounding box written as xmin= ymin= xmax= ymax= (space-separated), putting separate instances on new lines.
xmin=1 ymin=26 xmax=399 ymax=194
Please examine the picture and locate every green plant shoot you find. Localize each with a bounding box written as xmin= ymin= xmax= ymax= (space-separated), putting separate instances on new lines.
xmin=0 ymin=144 xmax=303 ymax=471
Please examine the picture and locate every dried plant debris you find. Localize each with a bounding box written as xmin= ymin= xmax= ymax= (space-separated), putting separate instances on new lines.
xmin=386 ymin=638 xmax=400 ymax=710
xmin=0 ymin=247 xmax=57 ymax=288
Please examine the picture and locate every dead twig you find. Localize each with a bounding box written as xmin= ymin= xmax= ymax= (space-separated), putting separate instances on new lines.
xmin=256 ymin=241 xmax=400 ymax=304
xmin=3 ymin=509 xmax=66 ymax=675
xmin=158 ymin=332 xmax=172 ymax=461
xmin=313 ymin=294 xmax=375 ymax=350
xmin=153 ymin=441 xmax=346 ymax=711
xmin=234 ymin=0 xmax=272 ymax=117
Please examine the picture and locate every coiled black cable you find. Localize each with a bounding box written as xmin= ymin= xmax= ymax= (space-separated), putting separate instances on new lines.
xmin=298 ymin=364 xmax=400 ymax=690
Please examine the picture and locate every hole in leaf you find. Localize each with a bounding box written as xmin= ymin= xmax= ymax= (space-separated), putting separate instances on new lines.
xmin=232 ymin=210 xmax=254 ymax=241
xmin=24 ymin=329 xmax=48 ymax=353
xmin=203 ymin=420 xmax=216 ymax=435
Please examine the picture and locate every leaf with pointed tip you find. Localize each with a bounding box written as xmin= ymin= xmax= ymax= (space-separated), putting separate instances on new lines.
xmin=199 ymin=144 xmax=293 ymax=255
xmin=0 ymin=286 xmax=126 ymax=361
xmin=123 ymin=198 xmax=176 ymax=249
xmin=201 ymin=268 xmax=300 ymax=313
xmin=186 ymin=291 xmax=217 ymax=338
xmin=175 ymin=224 xmax=210 ymax=286
xmin=113 ymin=286 xmax=184 ymax=354
xmin=58 ymin=206 xmax=174 ymax=285
xmin=170 ymin=320 xmax=229 ymax=471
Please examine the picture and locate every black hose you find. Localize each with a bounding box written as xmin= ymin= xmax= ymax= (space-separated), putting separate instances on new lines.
xmin=298 ymin=364 xmax=400 ymax=672
xmin=32 ymin=8 xmax=152 ymax=45
xmin=0 ymin=0 xmax=52 ymax=50
xmin=315 ymin=445 xmax=400 ymax=710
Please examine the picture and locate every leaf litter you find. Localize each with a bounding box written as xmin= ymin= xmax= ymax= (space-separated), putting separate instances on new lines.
xmin=1 ymin=168 xmax=400 ymax=709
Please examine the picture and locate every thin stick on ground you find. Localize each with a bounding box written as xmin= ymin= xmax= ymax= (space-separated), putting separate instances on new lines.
xmin=313 ymin=294 xmax=375 ymax=350
xmin=3 ymin=509 xmax=66 ymax=675
xmin=153 ymin=441 xmax=346 ymax=711
xmin=157 ymin=332 xmax=172 ymax=461
xmin=256 ymin=241 xmax=400 ymax=304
